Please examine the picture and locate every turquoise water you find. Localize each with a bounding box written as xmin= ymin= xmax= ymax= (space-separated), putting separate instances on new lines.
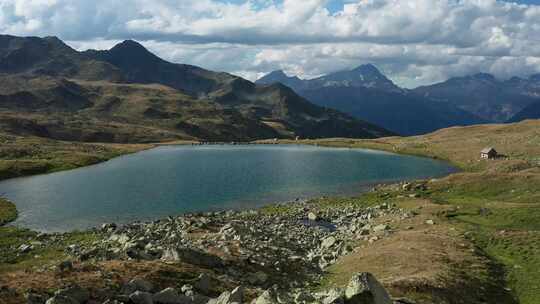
xmin=0 ymin=145 xmax=456 ymax=232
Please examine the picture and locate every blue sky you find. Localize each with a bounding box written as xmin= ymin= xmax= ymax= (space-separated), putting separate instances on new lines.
xmin=1 ymin=0 xmax=539 ymax=87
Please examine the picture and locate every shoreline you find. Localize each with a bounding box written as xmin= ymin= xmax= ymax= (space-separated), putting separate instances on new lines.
xmin=1 ymin=141 xmax=458 ymax=234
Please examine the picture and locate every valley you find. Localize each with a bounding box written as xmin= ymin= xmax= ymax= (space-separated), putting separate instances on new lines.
xmin=0 ymin=120 xmax=538 ymax=304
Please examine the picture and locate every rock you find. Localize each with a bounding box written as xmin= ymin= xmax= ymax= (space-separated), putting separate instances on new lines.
xmin=58 ymin=260 xmax=74 ymax=272
xmin=253 ymin=290 xmax=278 ymax=304
xmin=322 ymin=288 xmax=344 ymax=304
xmin=153 ymin=288 xmax=191 ymax=304
xmin=161 ymin=247 xmax=223 ymax=268
xmin=19 ymin=244 xmax=32 ymax=253
xmin=26 ymin=292 xmax=47 ymax=304
xmin=344 ymin=273 xmax=392 ymax=304
xmin=308 ymin=212 xmax=319 ymax=221
xmin=45 ymin=296 xmax=78 ymax=304
xmin=321 ymin=236 xmax=337 ymax=249
xmin=294 ymin=291 xmax=315 ymax=304
xmin=425 ymin=220 xmax=435 ymax=225
xmin=401 ymin=183 xmax=412 ymax=191
xmin=129 ymin=291 xmax=154 ymax=304
xmin=194 ymin=273 xmax=211 ymax=294
xmin=373 ymin=225 xmax=389 ymax=233
xmin=101 ymin=223 xmax=117 ymax=232
xmin=55 ymin=286 xmax=90 ymax=303
xmin=247 ymin=271 xmax=268 ymax=285
xmin=124 ymin=278 xmax=154 ymax=293
xmin=229 ymin=286 xmax=244 ymax=303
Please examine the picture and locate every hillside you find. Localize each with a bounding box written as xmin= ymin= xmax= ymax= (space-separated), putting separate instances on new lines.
xmin=413 ymin=73 xmax=540 ymax=122
xmin=0 ymin=35 xmax=391 ymax=142
xmin=261 ymin=120 xmax=540 ymax=303
xmin=257 ymin=66 xmax=486 ymax=135
xmin=507 ymin=102 xmax=540 ymax=122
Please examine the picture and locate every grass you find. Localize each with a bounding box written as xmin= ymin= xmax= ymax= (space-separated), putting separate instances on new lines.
xmin=428 ymin=175 xmax=540 ymax=304
xmin=0 ymin=132 xmax=152 ymax=181
xmin=0 ymin=198 xmax=17 ymax=226
xmin=0 ymin=225 xmax=98 ymax=273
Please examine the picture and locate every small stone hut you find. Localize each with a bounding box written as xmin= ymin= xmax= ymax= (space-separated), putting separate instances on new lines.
xmin=480 ymin=147 xmax=498 ymax=159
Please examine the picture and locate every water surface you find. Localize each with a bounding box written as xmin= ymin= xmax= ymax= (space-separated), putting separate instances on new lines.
xmin=0 ymin=145 xmax=456 ymax=232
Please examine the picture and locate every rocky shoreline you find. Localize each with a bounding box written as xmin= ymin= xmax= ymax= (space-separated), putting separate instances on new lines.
xmin=15 ymin=188 xmax=421 ymax=304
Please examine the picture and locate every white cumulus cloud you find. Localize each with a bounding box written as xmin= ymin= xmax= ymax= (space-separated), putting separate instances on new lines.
xmin=0 ymin=0 xmax=539 ymax=87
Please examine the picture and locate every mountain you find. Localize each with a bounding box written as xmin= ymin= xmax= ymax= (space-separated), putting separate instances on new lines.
xmin=0 ymin=35 xmax=123 ymax=81
xmin=257 ymin=66 xmax=486 ymax=135
xmin=413 ymin=73 xmax=540 ymax=122
xmin=0 ymin=35 xmax=392 ymax=142
xmin=507 ymin=100 xmax=540 ymax=122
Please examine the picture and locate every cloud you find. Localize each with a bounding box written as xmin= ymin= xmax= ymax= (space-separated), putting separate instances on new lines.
xmin=1 ymin=0 xmax=540 ymax=87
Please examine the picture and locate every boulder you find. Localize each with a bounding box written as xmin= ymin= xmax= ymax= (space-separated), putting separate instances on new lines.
xmin=308 ymin=212 xmax=319 ymax=221
xmin=247 ymin=271 xmax=268 ymax=285
xmin=19 ymin=244 xmax=32 ymax=253
xmin=372 ymin=225 xmax=389 ymax=233
xmin=344 ymin=273 xmax=392 ymax=304
xmin=321 ymin=236 xmax=337 ymax=249
xmin=123 ymin=278 xmax=154 ymax=293
xmin=322 ymin=288 xmax=344 ymax=304
xmin=129 ymin=291 xmax=154 ymax=304
xmin=45 ymin=296 xmax=79 ymax=304
xmin=57 ymin=260 xmax=74 ymax=272
xmin=55 ymin=286 xmax=90 ymax=303
xmin=152 ymin=287 xmax=191 ymax=304
xmin=253 ymin=290 xmax=278 ymax=304
xmin=161 ymin=247 xmax=223 ymax=268
xmin=194 ymin=273 xmax=211 ymax=294
xmin=26 ymin=293 xmax=47 ymax=304
xmin=229 ymin=286 xmax=244 ymax=303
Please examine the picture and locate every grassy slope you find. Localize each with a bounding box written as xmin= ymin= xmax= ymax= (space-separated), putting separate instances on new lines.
xmin=284 ymin=120 xmax=540 ymax=303
xmin=0 ymin=131 xmax=154 ymax=181
xmin=0 ymin=198 xmax=17 ymax=226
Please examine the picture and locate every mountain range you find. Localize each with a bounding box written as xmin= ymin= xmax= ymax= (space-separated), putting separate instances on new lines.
xmin=257 ymin=66 xmax=540 ymax=135
xmin=0 ymin=35 xmax=391 ymax=143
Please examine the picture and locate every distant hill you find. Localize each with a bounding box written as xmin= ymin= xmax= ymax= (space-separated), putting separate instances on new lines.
xmin=257 ymin=65 xmax=486 ymax=135
xmin=413 ymin=73 xmax=540 ymax=122
xmin=507 ymin=101 xmax=540 ymax=123
xmin=0 ymin=35 xmax=392 ymax=142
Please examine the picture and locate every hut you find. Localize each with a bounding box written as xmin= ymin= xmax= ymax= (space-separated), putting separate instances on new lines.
xmin=480 ymin=147 xmax=498 ymax=159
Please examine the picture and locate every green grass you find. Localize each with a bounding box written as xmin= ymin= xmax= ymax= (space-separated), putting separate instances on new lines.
xmin=0 ymin=226 xmax=98 ymax=273
xmin=427 ymin=174 xmax=540 ymax=304
xmin=0 ymin=198 xmax=17 ymax=225
xmin=0 ymin=133 xmax=151 ymax=181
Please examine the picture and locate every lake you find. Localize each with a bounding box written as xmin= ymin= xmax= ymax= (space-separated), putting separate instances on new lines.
xmin=0 ymin=145 xmax=456 ymax=232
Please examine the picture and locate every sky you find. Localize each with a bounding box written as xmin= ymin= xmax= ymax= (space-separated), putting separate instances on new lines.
xmin=1 ymin=0 xmax=540 ymax=88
